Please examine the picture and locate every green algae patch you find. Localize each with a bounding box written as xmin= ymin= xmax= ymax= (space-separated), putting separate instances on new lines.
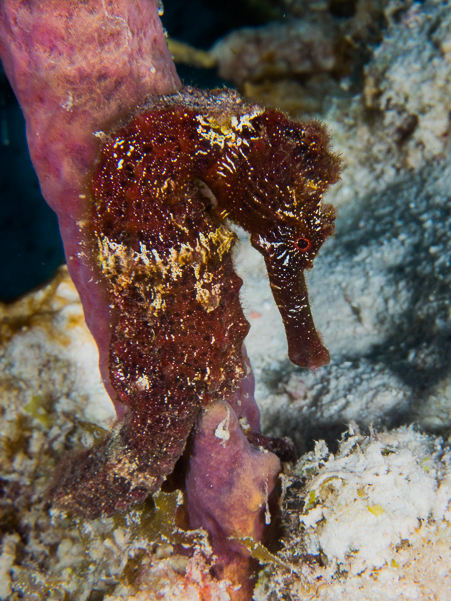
xmin=23 ymin=395 xmax=52 ymax=429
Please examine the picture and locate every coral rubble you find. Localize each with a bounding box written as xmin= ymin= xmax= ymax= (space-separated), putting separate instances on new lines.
xmin=254 ymin=428 xmax=451 ymax=600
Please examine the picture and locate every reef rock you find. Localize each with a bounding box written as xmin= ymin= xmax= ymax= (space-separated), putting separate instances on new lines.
xmin=255 ymin=427 xmax=451 ymax=600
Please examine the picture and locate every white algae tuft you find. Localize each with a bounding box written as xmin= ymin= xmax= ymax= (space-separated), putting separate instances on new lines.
xmin=254 ymin=427 xmax=451 ymax=600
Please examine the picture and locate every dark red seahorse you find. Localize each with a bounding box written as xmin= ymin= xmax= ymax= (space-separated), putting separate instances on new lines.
xmin=49 ymin=88 xmax=340 ymax=517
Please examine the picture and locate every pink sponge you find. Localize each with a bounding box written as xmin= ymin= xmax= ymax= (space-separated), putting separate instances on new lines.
xmin=0 ymin=0 xmax=180 ymax=407
xmin=186 ymin=401 xmax=281 ymax=600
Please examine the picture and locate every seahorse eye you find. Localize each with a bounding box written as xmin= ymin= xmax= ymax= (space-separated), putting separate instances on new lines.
xmin=295 ymin=237 xmax=312 ymax=252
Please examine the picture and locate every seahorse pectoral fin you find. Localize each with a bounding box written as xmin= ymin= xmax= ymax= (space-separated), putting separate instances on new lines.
xmin=262 ymin=253 xmax=329 ymax=371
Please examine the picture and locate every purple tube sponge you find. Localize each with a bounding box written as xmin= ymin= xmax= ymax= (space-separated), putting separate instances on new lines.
xmin=0 ymin=0 xmax=180 ymax=409
xmin=186 ymin=401 xmax=281 ymax=601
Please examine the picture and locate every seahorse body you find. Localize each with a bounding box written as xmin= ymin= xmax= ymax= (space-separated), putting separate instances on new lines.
xmin=49 ymin=88 xmax=339 ymax=517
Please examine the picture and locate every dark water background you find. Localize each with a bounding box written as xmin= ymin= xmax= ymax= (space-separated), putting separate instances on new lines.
xmin=0 ymin=0 xmax=271 ymax=301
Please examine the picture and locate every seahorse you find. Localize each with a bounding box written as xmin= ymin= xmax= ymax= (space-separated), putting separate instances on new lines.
xmin=49 ymin=88 xmax=340 ymax=517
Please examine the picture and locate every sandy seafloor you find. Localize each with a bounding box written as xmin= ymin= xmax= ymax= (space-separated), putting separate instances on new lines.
xmin=1 ymin=0 xmax=451 ymax=599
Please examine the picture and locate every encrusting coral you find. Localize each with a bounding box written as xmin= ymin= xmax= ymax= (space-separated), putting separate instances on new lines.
xmin=0 ymin=0 xmax=340 ymax=598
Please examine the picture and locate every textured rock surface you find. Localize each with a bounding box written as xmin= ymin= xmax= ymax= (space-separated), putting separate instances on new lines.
xmin=254 ymin=427 xmax=451 ymax=600
xmin=211 ymin=20 xmax=337 ymax=85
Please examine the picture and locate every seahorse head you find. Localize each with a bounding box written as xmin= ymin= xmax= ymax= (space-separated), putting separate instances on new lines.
xmin=208 ymin=105 xmax=340 ymax=370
